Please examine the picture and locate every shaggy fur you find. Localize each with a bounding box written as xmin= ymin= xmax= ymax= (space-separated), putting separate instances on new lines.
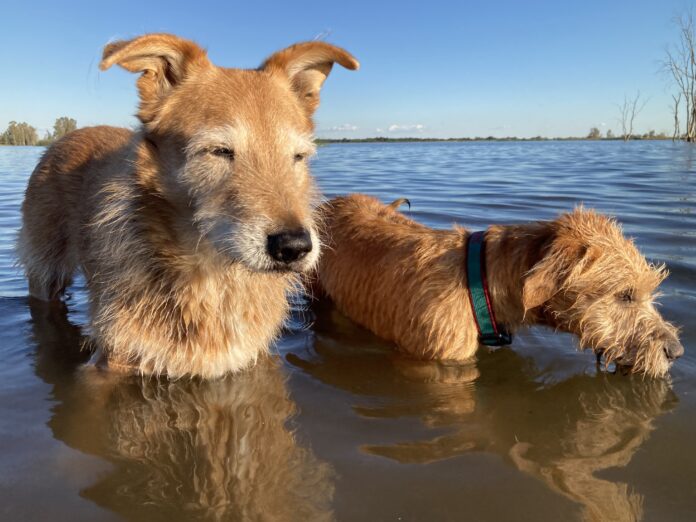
xmin=315 ymin=194 xmax=684 ymax=377
xmin=18 ymin=34 xmax=358 ymax=378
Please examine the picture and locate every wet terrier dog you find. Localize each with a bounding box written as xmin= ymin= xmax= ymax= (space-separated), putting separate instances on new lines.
xmin=315 ymin=194 xmax=684 ymax=377
xmin=18 ymin=33 xmax=358 ymax=377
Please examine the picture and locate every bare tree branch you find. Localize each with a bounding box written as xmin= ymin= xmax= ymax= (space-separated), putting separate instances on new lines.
xmin=663 ymin=10 xmax=696 ymax=142
xmin=672 ymin=92 xmax=682 ymax=141
xmin=617 ymin=92 xmax=647 ymax=142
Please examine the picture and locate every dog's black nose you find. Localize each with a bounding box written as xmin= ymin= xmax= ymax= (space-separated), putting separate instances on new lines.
xmin=665 ymin=340 xmax=685 ymax=361
xmin=267 ymin=229 xmax=312 ymax=263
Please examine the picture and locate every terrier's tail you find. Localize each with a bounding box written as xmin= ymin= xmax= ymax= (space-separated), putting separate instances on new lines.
xmin=388 ymin=198 xmax=411 ymax=210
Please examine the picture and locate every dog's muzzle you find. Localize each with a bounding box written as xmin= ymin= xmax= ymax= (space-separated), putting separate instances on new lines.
xmin=664 ymin=339 xmax=684 ymax=361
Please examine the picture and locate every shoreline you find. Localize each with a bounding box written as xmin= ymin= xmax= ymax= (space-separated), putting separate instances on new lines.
xmin=1 ymin=137 xmax=679 ymax=147
xmin=316 ymin=136 xmax=675 ymax=144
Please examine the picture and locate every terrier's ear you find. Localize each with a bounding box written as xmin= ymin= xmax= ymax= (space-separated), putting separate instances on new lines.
xmin=522 ymin=236 xmax=589 ymax=311
xmin=100 ymin=33 xmax=211 ymax=123
xmin=522 ymin=256 xmax=561 ymax=311
xmin=261 ymin=42 xmax=359 ymax=117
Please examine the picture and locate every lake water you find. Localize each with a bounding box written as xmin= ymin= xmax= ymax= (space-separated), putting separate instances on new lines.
xmin=0 ymin=141 xmax=694 ymax=521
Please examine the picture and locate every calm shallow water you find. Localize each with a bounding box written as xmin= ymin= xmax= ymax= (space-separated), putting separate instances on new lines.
xmin=0 ymin=141 xmax=694 ymax=521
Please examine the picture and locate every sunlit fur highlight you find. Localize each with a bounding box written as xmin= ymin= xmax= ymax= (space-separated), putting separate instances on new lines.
xmin=315 ymin=194 xmax=683 ymax=377
xmin=18 ymin=34 xmax=358 ymax=377
xmin=543 ymin=211 xmax=677 ymax=376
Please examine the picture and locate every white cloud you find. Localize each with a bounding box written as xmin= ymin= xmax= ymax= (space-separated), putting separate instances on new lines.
xmin=375 ymin=128 xmax=384 ymax=133
xmin=326 ymin=123 xmax=358 ymax=132
xmin=387 ymin=123 xmax=425 ymax=133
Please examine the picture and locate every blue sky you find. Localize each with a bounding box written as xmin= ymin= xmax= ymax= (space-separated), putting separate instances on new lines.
xmin=0 ymin=0 xmax=691 ymax=138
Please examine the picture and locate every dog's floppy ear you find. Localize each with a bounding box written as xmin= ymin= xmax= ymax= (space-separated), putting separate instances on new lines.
xmin=261 ymin=42 xmax=359 ymax=117
xmin=522 ymin=228 xmax=590 ymax=311
xmin=100 ymin=33 xmax=211 ymax=123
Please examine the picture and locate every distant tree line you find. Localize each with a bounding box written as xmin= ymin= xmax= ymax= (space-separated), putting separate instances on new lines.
xmin=0 ymin=117 xmax=77 ymax=146
xmin=585 ymin=126 xmax=667 ymax=141
xmin=0 ymin=122 xmax=38 ymax=146
xmin=319 ymin=131 xmax=671 ymax=144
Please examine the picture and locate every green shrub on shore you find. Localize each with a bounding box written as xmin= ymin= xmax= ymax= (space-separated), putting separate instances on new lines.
xmin=1 ymin=117 xmax=76 ymax=146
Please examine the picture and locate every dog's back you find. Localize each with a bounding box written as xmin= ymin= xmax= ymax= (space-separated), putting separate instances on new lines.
xmin=19 ymin=126 xmax=133 ymax=299
xmin=317 ymin=194 xmax=477 ymax=360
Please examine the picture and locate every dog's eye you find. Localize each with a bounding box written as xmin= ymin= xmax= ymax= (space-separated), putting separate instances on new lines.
xmin=210 ymin=147 xmax=235 ymax=160
xmin=294 ymin=153 xmax=306 ymax=162
xmin=618 ymin=290 xmax=634 ymax=303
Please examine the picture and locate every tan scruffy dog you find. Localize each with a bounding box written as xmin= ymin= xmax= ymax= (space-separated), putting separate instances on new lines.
xmin=316 ymin=194 xmax=684 ymax=377
xmin=18 ymin=33 xmax=358 ymax=378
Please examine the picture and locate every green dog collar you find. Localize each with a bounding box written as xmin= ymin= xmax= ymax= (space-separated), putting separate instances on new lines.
xmin=465 ymin=231 xmax=512 ymax=347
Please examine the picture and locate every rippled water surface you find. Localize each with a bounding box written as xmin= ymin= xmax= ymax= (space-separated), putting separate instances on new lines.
xmin=0 ymin=141 xmax=694 ymax=521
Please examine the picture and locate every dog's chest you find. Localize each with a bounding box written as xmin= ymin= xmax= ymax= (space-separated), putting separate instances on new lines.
xmin=179 ymin=267 xmax=289 ymax=343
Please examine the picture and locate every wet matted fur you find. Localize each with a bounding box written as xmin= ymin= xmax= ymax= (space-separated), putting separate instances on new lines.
xmin=315 ymin=194 xmax=684 ymax=377
xmin=18 ymin=33 xmax=358 ymax=377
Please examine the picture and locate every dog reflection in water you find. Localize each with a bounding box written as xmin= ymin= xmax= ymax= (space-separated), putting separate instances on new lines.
xmin=29 ymin=299 xmax=334 ymax=522
xmin=291 ymin=304 xmax=677 ymax=522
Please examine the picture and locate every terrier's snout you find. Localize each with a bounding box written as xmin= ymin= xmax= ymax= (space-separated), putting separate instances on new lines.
xmin=664 ymin=339 xmax=685 ymax=361
xmin=267 ymin=229 xmax=312 ymax=263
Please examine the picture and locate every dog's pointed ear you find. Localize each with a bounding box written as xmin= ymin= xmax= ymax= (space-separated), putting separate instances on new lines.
xmin=100 ymin=33 xmax=211 ymax=123
xmin=261 ymin=42 xmax=359 ymax=117
xmin=522 ymin=231 xmax=589 ymax=312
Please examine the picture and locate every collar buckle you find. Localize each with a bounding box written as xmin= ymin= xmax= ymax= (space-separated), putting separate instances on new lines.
xmin=478 ymin=331 xmax=513 ymax=347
